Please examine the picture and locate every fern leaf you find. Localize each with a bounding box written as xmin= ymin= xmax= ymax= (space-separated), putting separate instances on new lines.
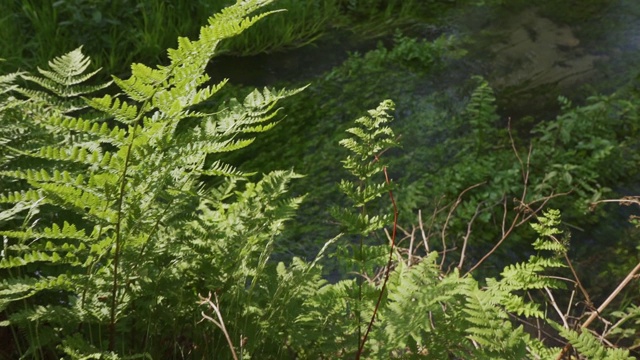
xmin=557 ymin=327 xmax=634 ymax=360
xmin=86 ymin=95 xmax=139 ymax=124
xmin=0 ymin=189 xmax=45 ymax=204
xmin=199 ymin=160 xmax=248 ymax=177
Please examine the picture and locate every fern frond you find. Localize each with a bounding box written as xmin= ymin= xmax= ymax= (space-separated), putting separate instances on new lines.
xmin=199 ymin=160 xmax=248 ymax=177
xmin=21 ymin=74 xmax=105 ymax=98
xmin=44 ymin=46 xmax=93 ymax=80
xmin=0 ymin=275 xmax=75 ymax=305
xmin=86 ymin=95 xmax=139 ymax=124
xmin=463 ymin=286 xmax=529 ymax=357
xmin=337 ymin=179 xmax=390 ymax=207
xmin=16 ymin=47 xmax=111 ymax=113
xmin=499 ymin=258 xmax=564 ymax=291
xmin=37 ymin=182 xmax=115 ymax=222
xmin=0 ymin=1 xmax=304 ymax=358
xmin=557 ymin=327 xmax=635 ymax=360
xmin=0 ymin=189 xmax=45 ymax=204
xmin=331 ymin=207 xmax=390 ymax=236
xmin=44 ymin=116 xmax=127 ymax=145
xmin=112 ymin=76 xmax=158 ymax=104
xmin=0 ymin=249 xmax=67 ymax=268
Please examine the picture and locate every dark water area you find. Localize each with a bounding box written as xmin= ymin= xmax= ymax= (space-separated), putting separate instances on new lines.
xmin=465 ymin=1 xmax=640 ymax=119
xmin=210 ymin=1 xmax=639 ymax=116
xmin=207 ymin=31 xmax=380 ymax=87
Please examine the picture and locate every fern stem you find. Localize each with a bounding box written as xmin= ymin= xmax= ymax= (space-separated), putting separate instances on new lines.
xmin=357 ymin=201 xmax=365 ymax=348
xmin=356 ymin=163 xmax=398 ymax=360
xmin=108 ymin=95 xmax=157 ymax=350
xmin=109 ymin=123 xmax=136 ymax=351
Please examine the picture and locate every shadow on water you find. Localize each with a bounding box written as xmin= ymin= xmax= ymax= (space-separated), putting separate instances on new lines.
xmin=207 ymin=31 xmax=385 ymax=87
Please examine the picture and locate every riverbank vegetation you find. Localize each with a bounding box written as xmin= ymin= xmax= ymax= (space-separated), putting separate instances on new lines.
xmin=1 ymin=0 xmax=639 ymax=358
xmin=0 ymin=0 xmax=483 ymax=77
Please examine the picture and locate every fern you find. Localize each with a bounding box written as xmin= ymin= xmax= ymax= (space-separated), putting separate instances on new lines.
xmin=373 ymin=254 xmax=472 ymax=358
xmin=332 ymin=99 xmax=398 ymax=238
xmin=0 ymin=1 xmax=305 ymax=358
xmin=555 ymin=326 xmax=635 ymax=360
xmin=361 ymin=209 xmax=585 ymax=358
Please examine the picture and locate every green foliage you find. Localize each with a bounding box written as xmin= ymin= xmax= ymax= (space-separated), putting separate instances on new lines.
xmin=531 ymin=94 xmax=640 ymax=207
xmin=387 ymin=74 xmax=640 ymax=275
xmin=0 ymin=1 xmax=307 ymax=358
xmin=227 ymin=32 xmax=466 ymax=256
xmin=218 ymin=0 xmax=339 ymax=56
xmin=1 ymin=1 xmax=639 ymax=358
xmin=362 ymin=209 xmax=572 ymax=358
xmin=555 ymin=326 xmax=635 ymax=360
xmin=0 ymin=0 xmax=216 ymax=77
xmin=0 ymin=0 xmax=475 ymax=78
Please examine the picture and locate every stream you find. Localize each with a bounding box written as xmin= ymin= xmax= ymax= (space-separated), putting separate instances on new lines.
xmin=208 ymin=1 xmax=640 ymax=265
xmin=210 ymin=1 xmax=640 ymax=110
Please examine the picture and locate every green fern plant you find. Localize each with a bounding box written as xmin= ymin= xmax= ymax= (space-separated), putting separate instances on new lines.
xmin=0 ymin=1 xmax=305 ymax=358
xmin=366 ymin=208 xmax=591 ymax=358
xmin=279 ymin=100 xmax=399 ymax=358
xmin=334 ymin=99 xmax=399 ymax=357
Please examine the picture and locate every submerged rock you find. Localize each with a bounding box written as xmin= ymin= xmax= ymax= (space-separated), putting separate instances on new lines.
xmin=488 ymin=9 xmax=604 ymax=92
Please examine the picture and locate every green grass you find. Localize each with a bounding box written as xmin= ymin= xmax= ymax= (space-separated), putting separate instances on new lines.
xmin=0 ymin=0 xmax=456 ymax=78
xmin=218 ymin=0 xmax=340 ymax=55
xmin=0 ymin=0 xmax=212 ymax=77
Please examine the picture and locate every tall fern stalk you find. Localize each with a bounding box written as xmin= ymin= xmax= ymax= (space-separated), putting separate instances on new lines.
xmin=332 ymin=99 xmax=399 ymax=357
xmin=357 ymin=153 xmax=399 ymax=359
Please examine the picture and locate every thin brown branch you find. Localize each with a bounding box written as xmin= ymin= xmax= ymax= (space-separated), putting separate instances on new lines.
xmin=465 ymin=190 xmax=572 ymax=276
xmin=545 ymin=287 xmax=569 ymax=329
xmin=458 ymin=201 xmax=485 ymax=271
xmin=551 ymin=234 xmax=593 ymax=309
xmin=440 ymin=182 xmax=486 ymax=270
xmin=515 ymin=191 xmax=571 ymax=227
xmin=581 ymin=261 xmax=640 ymax=330
xmin=465 ymin=197 xmax=519 ymax=276
xmin=356 ymin=164 xmax=398 ymax=360
xmin=408 ymin=226 xmax=416 ymax=266
xmin=199 ymin=292 xmax=239 ymax=360
xmin=590 ymin=196 xmax=640 ymax=209
xmin=507 ymin=117 xmax=525 ymax=182
xmin=418 ymin=209 xmax=430 ymax=253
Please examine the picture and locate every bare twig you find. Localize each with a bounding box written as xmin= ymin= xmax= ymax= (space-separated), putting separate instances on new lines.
xmin=581 ymin=261 xmax=640 ymax=330
xmin=465 ymin=198 xmax=520 ymax=276
xmin=465 ymin=142 xmax=570 ymax=276
xmin=545 ymin=287 xmax=569 ymax=329
xmin=508 ymin=117 xmax=526 ymax=182
xmin=408 ymin=226 xmax=416 ymax=266
xmin=458 ymin=201 xmax=485 ymax=270
xmin=580 ymin=197 xmax=640 ymax=330
xmin=440 ymin=182 xmax=486 ymax=270
xmin=385 ymin=224 xmax=414 ymax=265
xmin=565 ymin=289 xmax=576 ymax=320
xmin=418 ymin=209 xmax=430 ymax=253
xmin=199 ymin=292 xmax=239 ymax=360
xmin=550 ymin=234 xmax=594 ymax=310
xmin=590 ymin=196 xmax=640 ymax=209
